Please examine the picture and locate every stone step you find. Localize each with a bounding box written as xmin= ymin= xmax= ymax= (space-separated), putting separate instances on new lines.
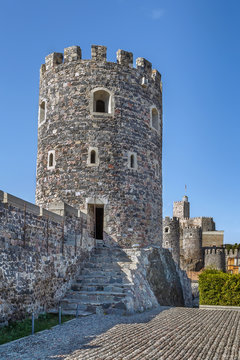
xmin=83 ymin=263 xmax=122 ymax=270
xmin=80 ymin=269 xmax=123 ymax=277
xmin=71 ymin=283 xmax=131 ymax=292
xmin=94 ymin=248 xmax=128 ymax=256
xmin=65 ymin=290 xmax=127 ymax=302
xmin=76 ymin=275 xmax=126 ymax=284
xmin=60 ymin=298 xmax=127 ymax=314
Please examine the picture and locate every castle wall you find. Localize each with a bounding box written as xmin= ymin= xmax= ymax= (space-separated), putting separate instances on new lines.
xmin=162 ymin=217 xmax=180 ymax=265
xmin=204 ymin=248 xmax=225 ymax=271
xmin=0 ymin=191 xmax=94 ymax=324
xmin=202 ymin=231 xmax=223 ymax=247
xmin=180 ymin=217 xmax=215 ymax=232
xmin=35 ymin=45 xmax=162 ymax=248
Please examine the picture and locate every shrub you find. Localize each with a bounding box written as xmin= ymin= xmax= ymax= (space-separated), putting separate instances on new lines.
xmin=199 ymin=269 xmax=240 ymax=306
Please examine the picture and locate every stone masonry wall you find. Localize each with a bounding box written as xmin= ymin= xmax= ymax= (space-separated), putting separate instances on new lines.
xmin=162 ymin=217 xmax=180 ymax=265
xmin=204 ymin=248 xmax=240 ymax=272
xmin=36 ymin=45 xmax=162 ymax=247
xmin=0 ymin=191 xmax=94 ymax=324
xmin=204 ymin=248 xmax=225 ymax=271
xmin=181 ymin=227 xmax=203 ymax=271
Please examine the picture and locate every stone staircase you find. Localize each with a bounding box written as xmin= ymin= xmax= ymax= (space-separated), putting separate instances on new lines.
xmin=57 ymin=241 xmax=133 ymax=317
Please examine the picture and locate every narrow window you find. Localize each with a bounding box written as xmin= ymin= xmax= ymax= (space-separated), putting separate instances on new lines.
xmin=39 ymin=101 xmax=46 ymax=124
xmin=165 ymin=227 xmax=169 ymax=233
xmin=128 ymin=152 xmax=137 ymax=170
xmin=130 ymin=154 xmax=135 ymax=169
xmin=96 ymin=100 xmax=105 ymax=113
xmin=49 ymin=153 xmax=53 ymax=167
xmin=151 ymin=108 xmax=159 ymax=131
xmin=90 ymin=150 xmax=96 ymax=164
xmin=87 ymin=147 xmax=99 ymax=166
xmin=47 ymin=150 xmax=55 ymax=170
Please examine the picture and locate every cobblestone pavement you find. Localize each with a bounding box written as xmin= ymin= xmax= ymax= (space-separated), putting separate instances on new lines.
xmin=0 ymin=307 xmax=240 ymax=360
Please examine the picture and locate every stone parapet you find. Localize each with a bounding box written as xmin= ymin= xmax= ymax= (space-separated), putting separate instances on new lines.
xmin=40 ymin=45 xmax=162 ymax=86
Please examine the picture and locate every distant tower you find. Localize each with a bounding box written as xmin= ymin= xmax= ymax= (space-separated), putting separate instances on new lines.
xmin=35 ymin=45 xmax=162 ymax=248
xmin=173 ymin=195 xmax=190 ymax=219
xmin=162 ymin=217 xmax=180 ymax=265
xmin=182 ymin=226 xmax=203 ymax=271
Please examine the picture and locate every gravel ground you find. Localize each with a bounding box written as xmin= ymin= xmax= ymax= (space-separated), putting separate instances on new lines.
xmin=0 ymin=306 xmax=240 ymax=360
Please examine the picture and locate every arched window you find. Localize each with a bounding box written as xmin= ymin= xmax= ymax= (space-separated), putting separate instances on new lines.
xmin=128 ymin=152 xmax=137 ymax=170
xmin=93 ymin=89 xmax=111 ymax=113
xmin=87 ymin=147 xmax=99 ymax=166
xmin=49 ymin=153 xmax=54 ymax=167
xmin=151 ymin=107 xmax=159 ymax=131
xmin=90 ymin=150 xmax=96 ymax=164
xmin=96 ymin=100 xmax=105 ymax=113
xmin=39 ymin=101 xmax=46 ymax=124
xmin=47 ymin=150 xmax=55 ymax=170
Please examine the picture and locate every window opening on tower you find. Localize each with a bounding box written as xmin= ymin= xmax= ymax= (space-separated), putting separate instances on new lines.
xmin=130 ymin=154 xmax=135 ymax=169
xmin=96 ymin=100 xmax=105 ymax=113
xmin=151 ymin=107 xmax=159 ymax=131
xmin=39 ymin=101 xmax=46 ymax=124
xmin=93 ymin=89 xmax=111 ymax=113
xmin=49 ymin=153 xmax=54 ymax=167
xmin=90 ymin=150 xmax=96 ymax=164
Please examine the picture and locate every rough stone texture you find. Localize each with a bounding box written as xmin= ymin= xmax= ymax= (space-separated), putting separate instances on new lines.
xmin=1 ymin=307 xmax=240 ymax=360
xmin=162 ymin=217 xmax=180 ymax=264
xmin=173 ymin=195 xmax=190 ymax=219
xmin=0 ymin=194 xmax=94 ymax=324
xmin=121 ymin=247 xmax=192 ymax=309
xmin=145 ymin=248 xmax=192 ymax=307
xmin=181 ymin=227 xmax=203 ymax=271
xmin=204 ymin=248 xmax=225 ymax=271
xmin=35 ymin=45 xmax=162 ymax=248
xmin=204 ymin=248 xmax=240 ymax=273
xmin=202 ymin=230 xmax=224 ymax=247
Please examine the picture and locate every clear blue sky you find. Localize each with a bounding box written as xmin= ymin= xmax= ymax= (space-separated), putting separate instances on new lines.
xmin=0 ymin=0 xmax=239 ymax=243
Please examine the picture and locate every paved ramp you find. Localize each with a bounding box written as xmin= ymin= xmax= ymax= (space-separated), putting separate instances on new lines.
xmin=0 ymin=307 xmax=239 ymax=360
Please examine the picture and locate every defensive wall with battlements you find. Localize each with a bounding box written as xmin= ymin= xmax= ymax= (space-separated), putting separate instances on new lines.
xmin=0 ymin=190 xmax=95 ymax=324
xmin=204 ymin=248 xmax=240 ymax=272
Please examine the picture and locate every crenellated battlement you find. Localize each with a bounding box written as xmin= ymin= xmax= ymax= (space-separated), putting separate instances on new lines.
xmin=40 ymin=45 xmax=161 ymax=85
xmin=204 ymin=248 xmax=240 ymax=256
xmin=204 ymin=248 xmax=225 ymax=255
xmin=163 ymin=216 xmax=179 ymax=222
xmin=183 ymin=225 xmax=201 ymax=230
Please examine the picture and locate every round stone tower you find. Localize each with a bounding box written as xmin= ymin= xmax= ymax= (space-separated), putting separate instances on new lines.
xmin=35 ymin=45 xmax=162 ymax=248
xmin=182 ymin=226 xmax=203 ymax=271
xmin=204 ymin=248 xmax=225 ymax=271
xmin=162 ymin=217 xmax=180 ymax=265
